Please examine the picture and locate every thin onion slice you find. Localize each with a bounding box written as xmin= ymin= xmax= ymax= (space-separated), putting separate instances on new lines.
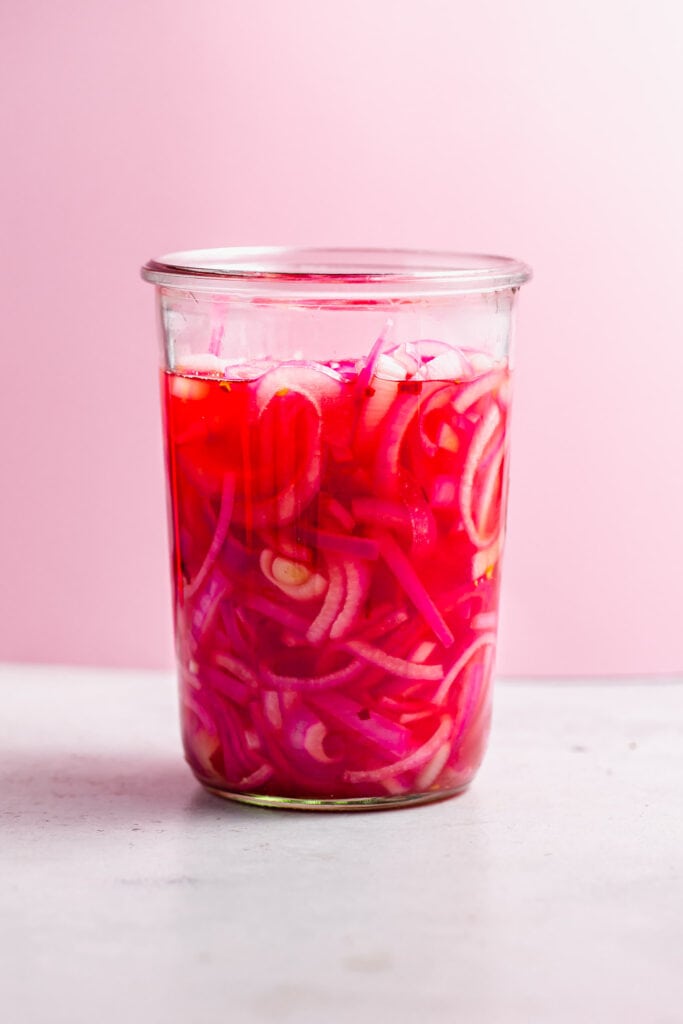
xmin=330 ymin=558 xmax=370 ymax=641
xmin=379 ymin=534 xmax=455 ymax=647
xmin=374 ymin=394 xmax=418 ymax=494
xmin=433 ymin=633 xmax=496 ymax=704
xmin=351 ymin=497 xmax=412 ymax=534
xmin=260 ymin=549 xmax=328 ymax=602
xmin=230 ymin=763 xmax=275 ymax=791
xmin=460 ymin=403 xmax=503 ymax=549
xmin=309 ymin=692 xmax=412 ymax=758
xmin=307 ymin=559 xmax=346 ymax=645
xmin=472 ymin=536 xmax=501 ymax=581
xmin=297 ymin=527 xmax=379 ymax=561
xmin=452 ymin=369 xmax=503 ymax=414
xmin=354 ymin=320 xmax=393 ymax=398
xmin=344 ymin=716 xmax=453 ymax=783
xmin=415 ymin=740 xmax=451 ymax=789
xmin=185 ymin=473 xmax=235 ymax=599
xmin=261 ymin=657 xmax=363 ymax=692
xmin=344 ymin=639 xmax=444 ymax=681
xmin=242 ymin=594 xmax=310 ymax=635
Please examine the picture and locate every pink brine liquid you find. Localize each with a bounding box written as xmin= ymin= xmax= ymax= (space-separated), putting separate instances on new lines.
xmin=162 ymin=341 xmax=510 ymax=804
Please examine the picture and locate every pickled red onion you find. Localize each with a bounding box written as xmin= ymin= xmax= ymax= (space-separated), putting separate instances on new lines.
xmin=307 ymin=560 xmax=346 ymax=645
xmin=165 ymin=336 xmax=510 ymax=802
xmin=261 ymin=657 xmax=363 ymax=692
xmin=433 ymin=633 xmax=496 ymax=705
xmin=460 ymin=403 xmax=503 ymax=548
xmin=344 ymin=640 xmax=444 ymax=681
xmin=330 ymin=559 xmax=370 ymax=641
xmin=354 ymin=320 xmax=393 ymax=398
xmin=185 ymin=473 xmax=235 ymax=599
xmin=343 ymin=716 xmax=453 ymax=783
xmin=379 ymin=534 xmax=455 ymax=648
xmin=260 ymin=549 xmax=328 ymax=602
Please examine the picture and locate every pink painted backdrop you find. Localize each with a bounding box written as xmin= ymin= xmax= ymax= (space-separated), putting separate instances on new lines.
xmin=1 ymin=0 xmax=681 ymax=675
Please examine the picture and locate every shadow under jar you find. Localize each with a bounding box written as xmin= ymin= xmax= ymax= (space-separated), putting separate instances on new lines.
xmin=142 ymin=248 xmax=531 ymax=810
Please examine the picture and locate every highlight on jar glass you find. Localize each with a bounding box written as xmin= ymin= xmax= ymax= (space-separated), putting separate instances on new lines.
xmin=142 ymin=248 xmax=531 ymax=810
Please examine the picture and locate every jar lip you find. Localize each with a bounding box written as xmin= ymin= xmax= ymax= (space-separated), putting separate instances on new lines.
xmin=141 ymin=247 xmax=532 ymax=295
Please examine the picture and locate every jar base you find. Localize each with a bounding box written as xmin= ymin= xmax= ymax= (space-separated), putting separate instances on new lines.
xmin=203 ymin=784 xmax=468 ymax=811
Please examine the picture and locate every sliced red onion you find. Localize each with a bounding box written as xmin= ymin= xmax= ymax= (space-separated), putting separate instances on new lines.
xmin=329 ymin=559 xmax=371 ymax=640
xmin=213 ymin=652 xmax=258 ymax=687
xmin=205 ymin=691 xmax=260 ymax=777
xmin=472 ymin=536 xmax=501 ymax=581
xmin=323 ymin=496 xmax=356 ymax=531
xmin=475 ymin=443 xmax=504 ymax=542
xmin=353 ymin=376 xmax=399 ymax=455
xmin=261 ymin=657 xmax=363 ymax=692
xmin=344 ymin=639 xmax=444 ymax=680
xmin=374 ymin=354 xmax=409 ymax=381
xmin=408 ymin=339 xmax=472 ymax=363
xmin=185 ymin=473 xmax=235 ymax=600
xmin=410 ymin=640 xmax=438 ymax=663
xmin=433 ymin=633 xmax=496 ymax=705
xmin=218 ymin=604 xmax=252 ymax=659
xmin=246 ymin=365 xmax=342 ymax=527
xmin=452 ymin=369 xmax=503 ymax=414
xmin=307 ymin=559 xmax=346 ymax=645
xmin=422 ymin=349 xmax=470 ymax=381
xmin=249 ymin=704 xmax=312 ymax=789
xmin=170 ymin=340 xmax=512 ymax=800
xmin=398 ymin=710 xmax=437 ymax=726
xmin=259 ymin=530 xmax=313 ymax=564
xmin=451 ymin=649 xmax=493 ymax=747
xmin=471 ymin=611 xmax=498 ymax=631
xmin=259 ymin=548 xmax=328 ymax=602
xmin=309 ymin=693 xmax=412 ymax=758
xmin=344 ymin=715 xmax=453 ymax=783
xmin=189 ymin=569 xmax=231 ymax=649
xmin=182 ymin=691 xmax=219 ymax=735
xmin=414 ymin=739 xmax=451 ymax=789
xmin=386 ymin=343 xmax=420 ymax=377
xmin=460 ymin=403 xmax=503 ymax=548
xmin=467 ymin=352 xmax=498 ymax=373
xmin=351 ymin=497 xmax=412 ymax=533
xmin=255 ymin=362 xmax=346 ymax=411
xmin=379 ymin=533 xmax=455 ymax=648
xmin=242 ymin=594 xmax=310 ymax=635
xmin=302 ymin=721 xmax=339 ymax=764
xmin=416 ymin=386 xmax=455 ymax=456
xmin=297 ymin=527 xmax=379 ymax=561
xmin=185 ymin=731 xmax=224 ymax=784
xmin=358 ymin=607 xmax=411 ymax=641
xmin=226 ymin=762 xmax=275 ymax=791
xmin=380 ymin=776 xmax=412 ymax=796
xmin=246 ymin=455 xmax=322 ymax=528
xmin=354 ymin=320 xmax=393 ymax=398
xmin=374 ymin=394 xmax=417 ymax=493
xmin=262 ymin=690 xmax=283 ymax=730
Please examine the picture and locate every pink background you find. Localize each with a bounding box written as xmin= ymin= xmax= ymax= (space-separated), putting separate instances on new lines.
xmin=2 ymin=1 xmax=681 ymax=676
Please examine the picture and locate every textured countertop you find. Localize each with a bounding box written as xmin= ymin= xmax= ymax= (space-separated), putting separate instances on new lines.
xmin=1 ymin=664 xmax=682 ymax=1024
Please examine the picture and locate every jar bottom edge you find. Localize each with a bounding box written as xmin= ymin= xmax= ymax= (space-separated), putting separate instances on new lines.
xmin=202 ymin=783 xmax=469 ymax=812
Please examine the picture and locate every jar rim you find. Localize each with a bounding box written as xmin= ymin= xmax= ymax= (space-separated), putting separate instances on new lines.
xmin=141 ymin=247 xmax=531 ymax=297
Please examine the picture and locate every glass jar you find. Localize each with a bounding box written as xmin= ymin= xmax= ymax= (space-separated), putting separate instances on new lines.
xmin=142 ymin=248 xmax=531 ymax=809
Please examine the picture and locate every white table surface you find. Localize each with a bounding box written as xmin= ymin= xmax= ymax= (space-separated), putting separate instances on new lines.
xmin=1 ymin=664 xmax=681 ymax=1024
